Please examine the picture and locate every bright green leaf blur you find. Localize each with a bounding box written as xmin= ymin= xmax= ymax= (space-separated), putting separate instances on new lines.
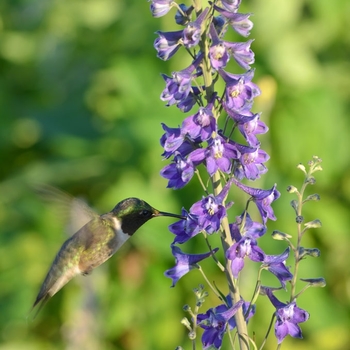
xmin=0 ymin=0 xmax=349 ymax=349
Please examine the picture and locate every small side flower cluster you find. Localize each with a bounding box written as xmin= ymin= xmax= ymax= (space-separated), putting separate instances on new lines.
xmin=149 ymin=1 xmax=324 ymax=348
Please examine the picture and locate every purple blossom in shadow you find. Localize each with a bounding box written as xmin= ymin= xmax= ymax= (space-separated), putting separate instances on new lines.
xmin=189 ymin=135 xmax=239 ymax=176
xmin=231 ymin=178 xmax=280 ymax=224
xmin=154 ymin=30 xmax=183 ymax=60
xmin=165 ymin=245 xmax=219 ymax=287
xmin=182 ymin=8 xmax=209 ymax=48
xmin=175 ymin=4 xmax=194 ymax=25
xmin=219 ymin=69 xmax=260 ymax=114
xmin=265 ymin=288 xmax=309 ymax=344
xmin=176 ymin=86 xmax=202 ymax=112
xmin=181 ymin=100 xmax=217 ymax=142
xmin=189 ymin=178 xmax=235 ymax=234
xmin=168 ymin=208 xmax=201 ymax=244
xmin=150 ymin=0 xmax=174 ymax=18
xmin=160 ymin=152 xmax=195 ymax=189
xmin=226 ymin=212 xmax=266 ymax=277
xmin=160 ymin=123 xmax=185 ymax=157
xmin=161 ymin=54 xmax=203 ymax=108
xmin=213 ymin=15 xmax=226 ymax=36
xmin=263 ymin=248 xmax=293 ymax=288
xmin=198 ymin=295 xmax=255 ymax=350
xmin=214 ymin=5 xmax=253 ymax=37
xmin=160 ymin=123 xmax=197 ymax=159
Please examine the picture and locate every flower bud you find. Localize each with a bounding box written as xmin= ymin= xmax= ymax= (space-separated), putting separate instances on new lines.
xmin=305 ymin=176 xmax=316 ymax=185
xmin=297 ymin=163 xmax=306 ymax=174
xmin=188 ymin=331 xmax=196 ymax=340
xmin=304 ymin=219 xmax=322 ymax=229
xmin=298 ymin=247 xmax=321 ymax=259
xmin=272 ymin=230 xmax=292 ymax=241
xmin=304 ymin=193 xmax=320 ymax=202
xmin=296 ymin=215 xmax=304 ymax=224
xmin=183 ymin=304 xmax=191 ymax=312
xmin=287 ymin=185 xmax=298 ymax=193
xmin=290 ymin=199 xmax=298 ymax=213
xmin=300 ymin=277 xmax=326 ymax=288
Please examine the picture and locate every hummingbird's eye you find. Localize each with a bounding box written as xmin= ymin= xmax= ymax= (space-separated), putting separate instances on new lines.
xmin=140 ymin=210 xmax=152 ymax=218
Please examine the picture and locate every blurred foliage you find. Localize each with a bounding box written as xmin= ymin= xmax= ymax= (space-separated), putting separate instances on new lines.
xmin=0 ymin=0 xmax=349 ymax=349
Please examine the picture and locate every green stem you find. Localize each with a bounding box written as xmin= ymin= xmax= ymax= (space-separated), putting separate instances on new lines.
xmin=198 ymin=265 xmax=222 ymax=300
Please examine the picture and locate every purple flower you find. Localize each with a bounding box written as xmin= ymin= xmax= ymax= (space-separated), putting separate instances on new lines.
xmin=189 ymin=135 xmax=239 ymax=176
xmin=189 ymin=179 xmax=235 ymax=234
xmin=224 ymin=106 xmax=268 ymax=147
xmin=160 ymin=123 xmax=185 ymax=157
xmin=182 ymin=8 xmax=208 ymax=48
xmin=219 ymin=69 xmax=260 ymax=113
xmin=209 ymin=24 xmax=254 ymax=70
xmin=198 ymin=299 xmax=244 ymax=350
xmin=165 ymin=245 xmax=218 ymax=287
xmin=168 ymin=208 xmax=201 ymax=244
xmin=266 ymin=288 xmax=309 ymax=344
xmin=214 ymin=5 xmax=253 ymax=37
xmin=233 ymin=142 xmax=269 ymax=180
xmin=160 ymin=152 xmax=195 ymax=189
xmin=150 ymin=0 xmax=174 ymax=18
xmin=231 ymin=179 xmax=280 ymax=224
xmin=154 ymin=30 xmax=183 ymax=60
xmin=176 ymin=86 xmax=201 ymax=112
xmin=198 ymin=295 xmax=255 ymax=350
xmin=220 ymin=0 xmax=242 ymax=13
xmin=226 ymin=213 xmax=266 ymax=277
xmin=263 ymin=248 xmax=293 ymax=288
xmin=181 ymin=102 xmax=217 ymax=142
xmin=161 ymin=54 xmax=203 ymax=108
xmin=209 ymin=24 xmax=230 ymax=70
xmin=224 ymin=39 xmax=255 ymax=70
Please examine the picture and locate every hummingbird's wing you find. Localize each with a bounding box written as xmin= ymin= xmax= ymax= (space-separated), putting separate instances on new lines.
xmin=34 ymin=184 xmax=99 ymax=235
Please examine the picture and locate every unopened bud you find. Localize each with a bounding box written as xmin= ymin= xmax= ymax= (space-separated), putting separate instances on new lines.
xmin=313 ymin=165 xmax=323 ymax=172
xmin=272 ymin=230 xmax=292 ymax=241
xmin=287 ymin=185 xmax=298 ymax=193
xmin=305 ymin=176 xmax=316 ymax=185
xmin=290 ymin=200 xmax=299 ymax=213
xmin=305 ymin=193 xmax=320 ymax=202
xmin=296 ymin=215 xmax=304 ymax=224
xmin=304 ymin=219 xmax=322 ymax=229
xmin=188 ymin=331 xmax=196 ymax=340
xmin=183 ymin=304 xmax=191 ymax=312
xmin=181 ymin=317 xmax=192 ymax=329
xmin=297 ymin=163 xmax=306 ymax=174
xmin=298 ymin=247 xmax=321 ymax=259
xmin=300 ymin=277 xmax=326 ymax=288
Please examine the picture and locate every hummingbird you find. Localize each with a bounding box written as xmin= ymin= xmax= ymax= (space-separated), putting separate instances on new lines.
xmin=32 ymin=196 xmax=184 ymax=313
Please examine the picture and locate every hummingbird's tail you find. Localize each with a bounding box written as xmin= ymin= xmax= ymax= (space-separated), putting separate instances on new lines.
xmin=31 ymin=242 xmax=81 ymax=317
xmin=27 ymin=294 xmax=51 ymax=320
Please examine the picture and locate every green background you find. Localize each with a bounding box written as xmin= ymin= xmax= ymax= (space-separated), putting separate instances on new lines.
xmin=0 ymin=0 xmax=349 ymax=349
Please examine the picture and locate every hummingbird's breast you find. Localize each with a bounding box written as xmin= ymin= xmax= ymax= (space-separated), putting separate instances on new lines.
xmin=78 ymin=215 xmax=130 ymax=274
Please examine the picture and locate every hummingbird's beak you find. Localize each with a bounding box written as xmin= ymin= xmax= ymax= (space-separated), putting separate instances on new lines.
xmin=155 ymin=210 xmax=186 ymax=220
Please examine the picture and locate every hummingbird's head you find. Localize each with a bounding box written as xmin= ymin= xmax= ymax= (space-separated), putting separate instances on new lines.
xmin=112 ymin=197 xmax=184 ymax=235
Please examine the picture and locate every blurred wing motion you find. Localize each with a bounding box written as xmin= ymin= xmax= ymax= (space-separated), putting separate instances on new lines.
xmin=34 ymin=184 xmax=98 ymax=234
